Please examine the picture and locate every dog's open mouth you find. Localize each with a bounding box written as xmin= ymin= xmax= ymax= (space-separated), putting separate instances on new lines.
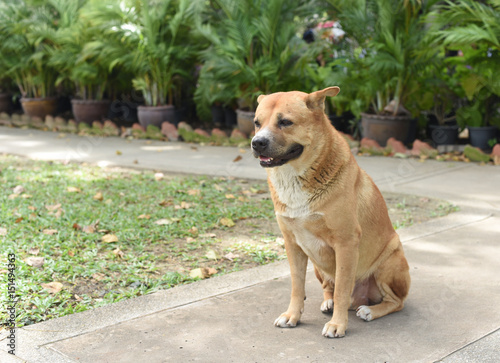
xmin=258 ymin=144 xmax=304 ymax=168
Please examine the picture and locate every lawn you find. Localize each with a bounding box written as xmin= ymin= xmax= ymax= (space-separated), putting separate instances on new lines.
xmin=0 ymin=154 xmax=458 ymax=327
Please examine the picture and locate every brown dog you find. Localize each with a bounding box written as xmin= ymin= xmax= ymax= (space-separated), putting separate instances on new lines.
xmin=251 ymin=87 xmax=410 ymax=338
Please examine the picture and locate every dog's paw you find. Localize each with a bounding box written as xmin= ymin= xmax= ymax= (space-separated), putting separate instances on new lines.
xmin=322 ymin=321 xmax=346 ymax=338
xmin=320 ymin=299 xmax=333 ymax=313
xmin=356 ymin=305 xmax=373 ymax=322
xmin=274 ymin=312 xmax=300 ymax=328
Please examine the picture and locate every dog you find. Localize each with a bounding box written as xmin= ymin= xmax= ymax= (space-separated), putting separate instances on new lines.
xmin=251 ymin=87 xmax=410 ymax=338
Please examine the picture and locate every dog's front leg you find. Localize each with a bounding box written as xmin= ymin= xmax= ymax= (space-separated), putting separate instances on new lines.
xmin=274 ymin=229 xmax=308 ymax=328
xmin=322 ymin=245 xmax=358 ymax=338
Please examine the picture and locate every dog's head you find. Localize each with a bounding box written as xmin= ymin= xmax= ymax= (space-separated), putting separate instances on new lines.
xmin=251 ymin=87 xmax=340 ymax=168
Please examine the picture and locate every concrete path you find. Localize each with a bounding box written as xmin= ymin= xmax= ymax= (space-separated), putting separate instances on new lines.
xmin=1 ymin=127 xmax=499 ymax=362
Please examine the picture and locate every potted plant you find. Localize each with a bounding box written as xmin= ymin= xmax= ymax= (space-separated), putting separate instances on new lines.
xmin=49 ymin=1 xmax=119 ymax=124
xmin=0 ymin=0 xmax=61 ymax=119
xmin=429 ymin=0 xmax=500 ymax=150
xmin=327 ymin=0 xmax=440 ymax=146
xmin=194 ymin=65 xmax=238 ymax=127
xmin=198 ymin=0 xmax=313 ymax=136
xmin=87 ymin=0 xmax=204 ymax=129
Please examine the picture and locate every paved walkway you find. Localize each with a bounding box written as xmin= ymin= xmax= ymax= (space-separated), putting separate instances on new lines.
xmin=1 ymin=127 xmax=499 ymax=362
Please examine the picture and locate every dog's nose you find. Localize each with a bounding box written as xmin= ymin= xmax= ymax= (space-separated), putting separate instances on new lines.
xmin=252 ymin=137 xmax=269 ymax=153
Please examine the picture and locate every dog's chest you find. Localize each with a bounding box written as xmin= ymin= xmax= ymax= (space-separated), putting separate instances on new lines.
xmin=269 ymin=165 xmax=311 ymax=218
xmin=270 ymin=166 xmax=333 ymax=269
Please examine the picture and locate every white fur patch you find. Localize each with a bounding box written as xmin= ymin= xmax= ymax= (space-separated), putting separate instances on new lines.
xmin=270 ymin=164 xmax=310 ymax=218
xmin=356 ymin=305 xmax=373 ymax=321
xmin=320 ymin=299 xmax=333 ymax=313
xmin=274 ymin=315 xmax=296 ymax=327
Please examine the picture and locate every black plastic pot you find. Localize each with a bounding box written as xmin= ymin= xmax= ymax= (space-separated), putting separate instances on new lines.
xmin=429 ymin=124 xmax=459 ymax=146
xmin=211 ymin=104 xmax=225 ymax=126
xmin=224 ymin=107 xmax=237 ymax=127
xmin=468 ymin=126 xmax=498 ymax=150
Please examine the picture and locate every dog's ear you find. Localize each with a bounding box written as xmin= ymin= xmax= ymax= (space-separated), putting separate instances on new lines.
xmin=257 ymin=94 xmax=266 ymax=104
xmin=306 ymin=86 xmax=340 ymax=110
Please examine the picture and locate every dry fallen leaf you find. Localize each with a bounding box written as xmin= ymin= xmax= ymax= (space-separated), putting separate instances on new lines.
xmin=82 ymin=225 xmax=95 ymax=233
xmin=54 ymin=209 xmax=63 ymax=218
xmin=238 ymin=196 xmax=249 ymax=202
xmin=207 ymin=267 xmax=217 ymax=276
xmin=8 ymin=194 xmax=18 ymax=200
xmin=28 ymin=247 xmax=40 ymax=255
xmin=154 ymin=173 xmax=164 ymax=181
xmin=113 ymin=247 xmax=125 ymax=258
xmin=13 ymin=185 xmax=25 ymax=194
xmin=67 ymin=186 xmax=81 ymax=193
xmin=46 ymin=203 xmax=62 ymax=211
xmin=205 ymin=250 xmax=219 ymax=260
xmin=28 ymin=206 xmax=37 ymax=211
xmin=225 ymin=194 xmax=235 ymax=199
xmin=200 ymin=233 xmax=217 ymax=238
xmin=42 ymin=229 xmax=58 ymax=235
xmin=220 ymin=217 xmax=235 ymax=227
xmin=175 ymin=201 xmax=190 ymax=210
xmin=232 ymin=155 xmax=243 ymax=163
xmin=92 ymin=272 xmax=105 ymax=281
xmin=188 ymin=189 xmax=200 ymax=196
xmin=116 ymin=150 xmax=122 ymax=155
xmin=188 ymin=226 xmax=198 ymax=235
xmin=186 ymin=237 xmax=196 ymax=243
xmin=223 ymin=252 xmax=239 ymax=261
xmin=102 ymin=234 xmax=118 ymax=243
xmin=21 ymin=194 xmax=32 ymax=199
xmin=189 ymin=268 xmax=210 ymax=279
xmin=138 ymin=214 xmax=151 ymax=219
xmin=72 ymin=223 xmax=81 ymax=230
xmin=133 ymin=159 xmax=139 ymax=164
xmin=15 ymin=217 xmax=23 ymax=223
xmin=214 ymin=184 xmax=224 ymax=192
xmin=67 ymin=250 xmax=75 ymax=257
xmin=239 ymin=148 xmax=247 ymax=153
xmin=93 ymin=192 xmax=103 ymax=201
xmin=158 ymin=200 xmax=173 ymax=207
xmin=74 ymin=294 xmax=83 ymax=301
xmin=191 ymin=146 xmax=198 ymax=151
xmin=0 ymin=227 xmax=7 ymax=236
xmin=41 ymin=281 xmax=63 ymax=294
xmin=26 ymin=257 xmax=44 ymax=268
xmin=154 ymin=218 xmax=173 ymax=225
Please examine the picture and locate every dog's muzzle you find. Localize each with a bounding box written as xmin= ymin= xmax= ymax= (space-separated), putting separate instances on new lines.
xmin=252 ymin=136 xmax=304 ymax=168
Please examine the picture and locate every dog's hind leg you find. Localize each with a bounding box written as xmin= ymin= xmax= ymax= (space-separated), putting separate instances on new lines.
xmin=356 ymin=244 xmax=410 ymax=322
xmin=314 ymin=266 xmax=334 ymax=313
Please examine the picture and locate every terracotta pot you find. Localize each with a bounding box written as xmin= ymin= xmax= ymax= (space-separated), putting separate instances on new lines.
xmin=468 ymin=126 xmax=498 ymax=150
xmin=361 ymin=112 xmax=411 ymax=146
xmin=236 ymin=109 xmax=255 ymax=136
xmin=20 ymin=97 xmax=58 ymax=119
xmin=137 ymin=105 xmax=176 ymax=129
xmin=71 ymin=99 xmax=111 ymax=124
xmin=0 ymin=93 xmax=12 ymax=113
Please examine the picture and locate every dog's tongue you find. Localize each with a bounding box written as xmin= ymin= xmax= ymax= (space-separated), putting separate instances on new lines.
xmin=259 ymin=156 xmax=273 ymax=162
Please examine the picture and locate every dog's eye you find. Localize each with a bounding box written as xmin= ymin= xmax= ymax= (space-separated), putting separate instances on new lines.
xmin=254 ymin=120 xmax=261 ymax=128
xmin=278 ymin=119 xmax=293 ymax=128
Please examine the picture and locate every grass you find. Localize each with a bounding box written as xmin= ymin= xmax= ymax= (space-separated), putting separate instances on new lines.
xmin=0 ymin=154 xmax=276 ymax=327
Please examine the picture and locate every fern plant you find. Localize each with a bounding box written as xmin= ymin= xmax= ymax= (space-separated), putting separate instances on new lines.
xmin=428 ymin=0 xmax=500 ymax=128
xmin=0 ymin=0 xmax=62 ymax=98
xmin=47 ymin=0 xmax=126 ymax=101
xmin=196 ymin=0 xmax=313 ymax=114
xmin=325 ymin=0 xmax=440 ymax=117
xmin=85 ymin=0 xmax=204 ymax=107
